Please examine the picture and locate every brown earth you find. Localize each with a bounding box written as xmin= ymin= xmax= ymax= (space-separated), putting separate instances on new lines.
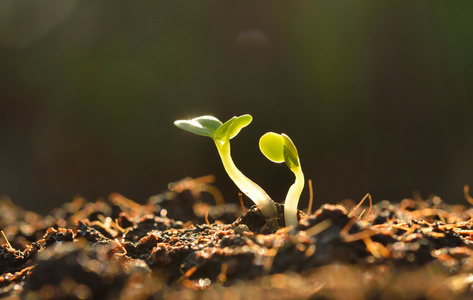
xmin=1 ymin=177 xmax=473 ymax=299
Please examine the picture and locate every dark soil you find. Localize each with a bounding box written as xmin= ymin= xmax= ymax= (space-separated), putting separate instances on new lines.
xmin=2 ymin=178 xmax=473 ymax=299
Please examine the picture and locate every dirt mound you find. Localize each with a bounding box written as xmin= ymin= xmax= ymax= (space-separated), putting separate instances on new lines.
xmin=1 ymin=184 xmax=473 ymax=299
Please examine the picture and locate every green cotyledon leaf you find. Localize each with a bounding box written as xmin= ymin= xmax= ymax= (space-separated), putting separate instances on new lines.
xmin=259 ymin=132 xmax=285 ymax=163
xmin=259 ymin=132 xmax=300 ymax=168
xmin=174 ymin=115 xmax=222 ymax=138
xmin=214 ymin=114 xmax=252 ymax=141
xmin=282 ymin=134 xmax=299 ymax=168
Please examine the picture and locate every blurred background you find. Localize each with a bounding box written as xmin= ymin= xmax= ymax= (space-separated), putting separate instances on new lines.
xmin=1 ymin=1 xmax=472 ymax=214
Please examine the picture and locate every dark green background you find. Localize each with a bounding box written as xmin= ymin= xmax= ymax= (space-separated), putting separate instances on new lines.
xmin=1 ymin=1 xmax=472 ymax=213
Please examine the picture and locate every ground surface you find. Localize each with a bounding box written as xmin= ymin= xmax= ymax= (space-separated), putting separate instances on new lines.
xmin=2 ymin=178 xmax=473 ymax=299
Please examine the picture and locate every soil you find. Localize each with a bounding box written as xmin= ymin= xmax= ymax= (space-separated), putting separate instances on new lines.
xmin=1 ymin=178 xmax=473 ymax=299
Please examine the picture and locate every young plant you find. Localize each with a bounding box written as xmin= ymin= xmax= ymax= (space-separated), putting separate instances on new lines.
xmin=174 ymin=115 xmax=279 ymax=220
xmin=259 ymin=132 xmax=304 ymax=229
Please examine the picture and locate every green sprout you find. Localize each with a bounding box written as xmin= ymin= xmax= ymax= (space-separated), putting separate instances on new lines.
xmin=259 ymin=132 xmax=304 ymax=229
xmin=174 ymin=115 xmax=279 ymax=220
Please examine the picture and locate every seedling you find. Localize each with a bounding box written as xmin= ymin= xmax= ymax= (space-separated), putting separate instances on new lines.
xmin=259 ymin=132 xmax=304 ymax=229
xmin=174 ymin=115 xmax=279 ymax=220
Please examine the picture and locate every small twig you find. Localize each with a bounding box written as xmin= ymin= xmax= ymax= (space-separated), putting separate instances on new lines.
xmin=1 ymin=230 xmax=12 ymax=248
xmin=358 ymin=209 xmax=366 ymax=219
xmin=437 ymin=211 xmax=447 ymax=224
xmin=182 ymin=266 xmax=198 ymax=279
xmin=217 ymin=263 xmax=228 ymax=283
xmin=169 ymin=175 xmax=225 ymax=206
xmin=342 ymin=229 xmax=377 ymax=243
xmin=340 ymin=216 xmax=358 ymax=238
xmin=114 ymin=219 xmax=126 ymax=233
xmin=109 ymin=193 xmax=142 ymax=213
xmin=464 ymin=185 xmax=473 ymax=206
xmin=307 ymin=179 xmax=314 ymax=216
xmin=366 ymin=193 xmax=373 ymax=220
xmin=205 ymin=210 xmax=210 ymax=225
xmin=201 ymin=184 xmax=225 ymax=206
xmin=238 ymin=193 xmax=246 ymax=214
xmin=363 ymin=236 xmax=390 ymax=259
xmin=348 ymin=193 xmax=370 ymax=218
xmin=305 ymin=219 xmax=333 ymax=237
xmin=358 ymin=194 xmax=373 ymax=222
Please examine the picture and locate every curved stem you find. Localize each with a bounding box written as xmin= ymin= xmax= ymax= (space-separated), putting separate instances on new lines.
xmin=284 ymin=166 xmax=304 ymax=229
xmin=214 ymin=139 xmax=278 ymax=219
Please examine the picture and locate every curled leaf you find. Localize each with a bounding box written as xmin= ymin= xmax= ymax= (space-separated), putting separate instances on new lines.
xmin=282 ymin=134 xmax=299 ymax=168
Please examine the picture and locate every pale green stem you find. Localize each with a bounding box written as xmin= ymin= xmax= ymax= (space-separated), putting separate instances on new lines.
xmin=285 ymin=166 xmax=304 ymax=228
xmin=214 ymin=139 xmax=278 ymax=219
